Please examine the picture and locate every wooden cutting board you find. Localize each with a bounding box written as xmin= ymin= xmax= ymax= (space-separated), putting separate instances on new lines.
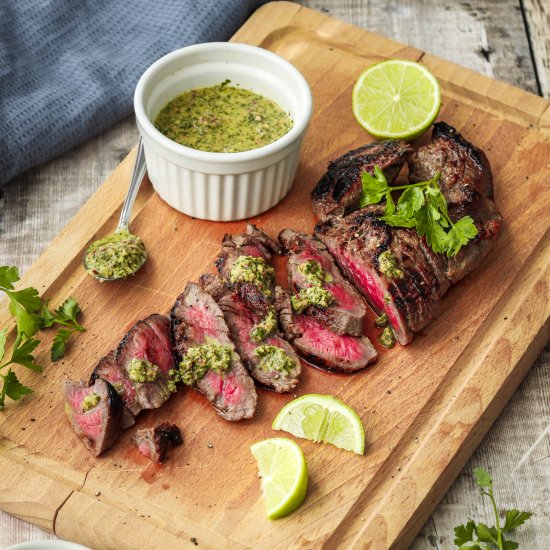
xmin=1 ymin=3 xmax=549 ymax=548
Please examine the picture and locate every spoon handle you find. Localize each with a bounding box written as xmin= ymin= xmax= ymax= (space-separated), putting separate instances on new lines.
xmin=117 ymin=136 xmax=147 ymax=233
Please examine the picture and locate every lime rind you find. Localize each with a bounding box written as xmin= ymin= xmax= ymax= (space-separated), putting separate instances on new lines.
xmin=352 ymin=59 xmax=441 ymax=140
xmin=250 ymin=437 xmax=308 ymax=520
xmin=272 ymin=394 xmax=365 ymax=455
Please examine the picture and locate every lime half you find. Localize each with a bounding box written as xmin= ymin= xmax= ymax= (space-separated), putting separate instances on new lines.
xmin=352 ymin=59 xmax=441 ymax=140
xmin=272 ymin=394 xmax=365 ymax=455
xmin=250 ymin=437 xmax=308 ymax=520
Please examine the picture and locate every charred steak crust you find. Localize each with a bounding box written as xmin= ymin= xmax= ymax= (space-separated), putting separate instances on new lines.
xmin=278 ymin=228 xmax=367 ymax=336
xmin=170 ymin=282 xmax=257 ymax=421
xmin=199 ymin=273 xmax=301 ymax=393
xmin=275 ymin=287 xmax=377 ymax=372
xmin=133 ymin=422 xmax=183 ymax=463
xmin=311 ymin=140 xmax=413 ymax=221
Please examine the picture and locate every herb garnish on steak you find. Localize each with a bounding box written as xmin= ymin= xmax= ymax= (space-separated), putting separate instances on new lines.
xmin=279 ymin=229 xmax=367 ymax=336
xmin=170 ymin=282 xmax=257 ymax=420
xmin=275 ymin=287 xmax=377 ymax=372
xmin=200 ymin=273 xmax=301 ymax=393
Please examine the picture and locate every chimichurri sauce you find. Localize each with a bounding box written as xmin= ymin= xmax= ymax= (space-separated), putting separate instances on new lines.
xmin=154 ymin=81 xmax=293 ymax=153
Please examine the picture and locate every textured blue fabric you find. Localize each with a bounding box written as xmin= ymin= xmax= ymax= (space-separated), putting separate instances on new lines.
xmin=0 ymin=0 xmax=269 ymax=185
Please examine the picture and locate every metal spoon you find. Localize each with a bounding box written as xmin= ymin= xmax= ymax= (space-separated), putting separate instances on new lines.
xmin=83 ymin=137 xmax=148 ymax=282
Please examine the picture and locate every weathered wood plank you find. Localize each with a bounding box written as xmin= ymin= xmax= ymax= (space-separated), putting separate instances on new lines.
xmin=523 ymin=0 xmax=550 ymax=97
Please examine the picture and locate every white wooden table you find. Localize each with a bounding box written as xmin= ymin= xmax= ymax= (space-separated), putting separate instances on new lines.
xmin=1 ymin=1 xmax=548 ymax=548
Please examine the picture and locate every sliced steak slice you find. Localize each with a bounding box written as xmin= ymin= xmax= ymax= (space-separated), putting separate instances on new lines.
xmin=170 ymin=282 xmax=257 ymax=421
xmin=278 ymin=228 xmax=367 ymax=336
xmin=311 ymin=140 xmax=412 ymax=221
xmin=90 ymin=350 xmax=140 ymax=422
xmin=200 ymin=273 xmax=301 ymax=393
xmin=215 ymin=224 xmax=280 ymax=315
xmin=63 ymin=377 xmax=123 ymax=456
xmin=116 ymin=314 xmax=175 ymax=410
xmin=408 ymin=122 xmax=502 ymax=284
xmin=315 ymin=206 xmax=450 ymax=345
xmin=275 ymin=287 xmax=377 ymax=372
xmin=133 ymin=422 xmax=183 ymax=463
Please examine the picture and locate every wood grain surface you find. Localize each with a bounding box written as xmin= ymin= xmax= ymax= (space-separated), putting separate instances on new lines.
xmin=1 ymin=1 xmax=549 ymax=549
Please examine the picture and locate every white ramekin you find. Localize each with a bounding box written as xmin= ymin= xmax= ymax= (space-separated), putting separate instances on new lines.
xmin=134 ymin=42 xmax=312 ymax=221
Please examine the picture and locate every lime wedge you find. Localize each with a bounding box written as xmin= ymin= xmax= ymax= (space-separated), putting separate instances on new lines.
xmin=250 ymin=437 xmax=308 ymax=520
xmin=352 ymin=59 xmax=441 ymax=140
xmin=272 ymin=394 xmax=365 ymax=454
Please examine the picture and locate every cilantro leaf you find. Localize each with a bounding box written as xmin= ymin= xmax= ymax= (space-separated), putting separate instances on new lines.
xmin=0 ymin=369 xmax=33 ymax=407
xmin=51 ymin=328 xmax=74 ymax=361
xmin=54 ymin=297 xmax=82 ymax=325
xmin=10 ymin=337 xmax=42 ymax=371
xmin=454 ymin=520 xmax=476 ymax=545
xmin=503 ymin=510 xmax=533 ymax=532
xmin=359 ymin=166 xmax=391 ymax=207
xmin=0 ymin=266 xmax=20 ymax=291
xmin=475 ymin=523 xmax=498 ymax=544
xmin=8 ymin=299 xmax=42 ymax=338
xmin=502 ymin=541 xmax=519 ymax=550
xmin=0 ymin=329 xmax=6 ymax=363
xmin=474 ymin=467 xmax=492 ymax=489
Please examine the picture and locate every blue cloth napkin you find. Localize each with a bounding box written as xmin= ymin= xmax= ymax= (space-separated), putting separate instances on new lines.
xmin=0 ymin=0 xmax=269 ymax=185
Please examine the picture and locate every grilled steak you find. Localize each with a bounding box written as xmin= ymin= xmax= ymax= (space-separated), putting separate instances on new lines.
xmin=133 ymin=422 xmax=183 ymax=463
xmin=215 ymin=223 xmax=280 ymax=315
xmin=170 ymin=282 xmax=257 ymax=421
xmin=200 ymin=273 xmax=301 ymax=393
xmin=278 ymin=228 xmax=366 ymax=336
xmin=64 ymin=377 xmax=124 ymax=456
xmin=315 ymin=206 xmax=449 ymax=344
xmin=311 ymin=140 xmax=412 ymax=221
xmin=275 ymin=287 xmax=377 ymax=372
xmin=116 ymin=314 xmax=175 ymax=410
xmin=408 ymin=122 xmax=502 ymax=283
xmin=315 ymin=122 xmax=502 ymax=344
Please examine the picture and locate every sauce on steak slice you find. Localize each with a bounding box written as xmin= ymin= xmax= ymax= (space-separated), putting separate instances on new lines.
xmin=170 ymin=282 xmax=257 ymax=421
xmin=200 ymin=273 xmax=301 ymax=393
xmin=311 ymin=140 xmax=412 ymax=221
xmin=215 ymin=223 xmax=281 ymax=315
xmin=64 ymin=377 xmax=124 ymax=456
xmin=275 ymin=287 xmax=377 ymax=372
xmin=133 ymin=422 xmax=183 ymax=463
xmin=278 ymin=228 xmax=367 ymax=336
xmin=116 ymin=314 xmax=175 ymax=410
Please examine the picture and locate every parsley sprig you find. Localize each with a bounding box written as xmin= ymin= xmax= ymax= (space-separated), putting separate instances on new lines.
xmin=360 ymin=166 xmax=478 ymax=257
xmin=454 ymin=468 xmax=532 ymax=549
xmin=0 ymin=266 xmax=85 ymax=407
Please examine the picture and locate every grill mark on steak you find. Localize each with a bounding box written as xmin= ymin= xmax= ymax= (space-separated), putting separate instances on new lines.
xmin=199 ymin=273 xmax=301 ymax=393
xmin=63 ymin=377 xmax=124 ymax=456
xmin=215 ymin=223 xmax=280 ymax=315
xmin=133 ymin=422 xmax=183 ymax=463
xmin=278 ymin=228 xmax=367 ymax=336
xmin=275 ymin=287 xmax=377 ymax=372
xmin=170 ymin=282 xmax=257 ymax=421
xmin=311 ymin=140 xmax=412 ymax=221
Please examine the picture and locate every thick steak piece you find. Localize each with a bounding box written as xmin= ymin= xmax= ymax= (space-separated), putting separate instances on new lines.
xmin=116 ymin=314 xmax=175 ymax=410
xmin=408 ymin=122 xmax=502 ymax=283
xmin=90 ymin=314 xmax=175 ymax=420
xmin=278 ymin=228 xmax=366 ymax=336
xmin=275 ymin=288 xmax=377 ymax=372
xmin=315 ymin=206 xmax=449 ymax=345
xmin=200 ymin=273 xmax=301 ymax=393
xmin=215 ymin=223 xmax=280 ymax=315
xmin=133 ymin=422 xmax=183 ymax=463
xmin=311 ymin=140 xmax=412 ymax=221
xmin=64 ymin=377 xmax=124 ymax=456
xmin=170 ymin=282 xmax=257 ymax=421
